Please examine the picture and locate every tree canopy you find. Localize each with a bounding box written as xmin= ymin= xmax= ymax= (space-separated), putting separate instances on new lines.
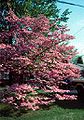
xmin=0 ymin=10 xmax=80 ymax=110
xmin=0 ymin=0 xmax=80 ymax=111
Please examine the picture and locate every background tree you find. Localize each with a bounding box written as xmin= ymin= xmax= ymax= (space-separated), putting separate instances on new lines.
xmin=0 ymin=0 xmax=71 ymax=21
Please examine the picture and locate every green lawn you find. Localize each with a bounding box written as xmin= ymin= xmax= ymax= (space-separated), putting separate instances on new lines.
xmin=0 ymin=100 xmax=84 ymax=120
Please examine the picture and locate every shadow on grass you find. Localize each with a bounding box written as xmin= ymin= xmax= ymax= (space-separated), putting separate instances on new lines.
xmin=0 ymin=104 xmax=25 ymax=117
xmin=0 ymin=99 xmax=84 ymax=117
xmin=55 ymin=99 xmax=84 ymax=109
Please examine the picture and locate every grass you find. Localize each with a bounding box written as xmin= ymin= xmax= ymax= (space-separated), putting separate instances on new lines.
xmin=0 ymin=100 xmax=84 ymax=120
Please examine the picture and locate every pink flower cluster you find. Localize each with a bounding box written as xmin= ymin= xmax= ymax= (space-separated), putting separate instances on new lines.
xmin=1 ymin=84 xmax=41 ymax=110
xmin=0 ymin=83 xmax=77 ymax=110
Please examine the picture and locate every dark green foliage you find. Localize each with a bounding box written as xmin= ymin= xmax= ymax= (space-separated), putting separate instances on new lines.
xmin=61 ymin=8 xmax=72 ymax=22
xmin=77 ymin=57 xmax=83 ymax=64
xmin=0 ymin=0 xmax=71 ymax=22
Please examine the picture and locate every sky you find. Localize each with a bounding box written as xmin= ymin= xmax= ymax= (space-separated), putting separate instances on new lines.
xmin=57 ymin=0 xmax=84 ymax=55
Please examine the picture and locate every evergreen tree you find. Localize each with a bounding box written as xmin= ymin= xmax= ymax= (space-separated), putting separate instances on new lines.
xmin=0 ymin=0 xmax=71 ymax=22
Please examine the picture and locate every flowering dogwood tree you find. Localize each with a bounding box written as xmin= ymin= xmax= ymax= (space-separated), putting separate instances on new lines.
xmin=0 ymin=10 xmax=80 ymax=110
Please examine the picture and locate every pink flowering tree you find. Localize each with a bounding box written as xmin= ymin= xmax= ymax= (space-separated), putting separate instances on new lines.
xmin=0 ymin=10 xmax=80 ymax=110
